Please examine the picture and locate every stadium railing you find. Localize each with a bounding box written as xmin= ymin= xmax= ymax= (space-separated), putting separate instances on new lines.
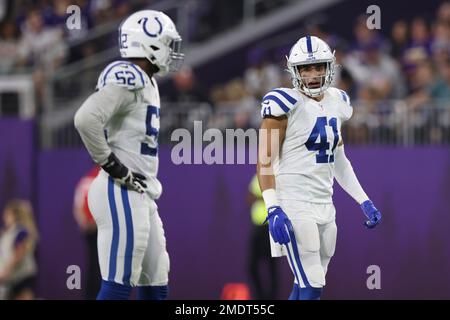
xmin=38 ymin=99 xmax=450 ymax=149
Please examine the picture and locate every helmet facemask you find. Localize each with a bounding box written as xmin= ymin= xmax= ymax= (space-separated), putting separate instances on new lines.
xmin=287 ymin=57 xmax=335 ymax=97
xmin=140 ymin=36 xmax=185 ymax=76
xmin=167 ymin=38 xmax=184 ymax=72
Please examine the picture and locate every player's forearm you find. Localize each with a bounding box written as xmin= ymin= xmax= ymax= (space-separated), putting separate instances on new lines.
xmin=257 ymin=116 xmax=286 ymax=209
xmin=257 ymin=159 xmax=278 ymax=208
xmin=334 ymin=146 xmax=369 ymax=204
xmin=256 ymin=134 xmax=278 ymax=209
xmin=257 ymin=171 xmax=278 ymax=209
xmin=74 ymin=105 xmax=111 ymax=165
xmin=256 ymin=126 xmax=276 ymax=195
xmin=257 ymin=165 xmax=276 ymax=191
xmin=74 ymin=87 xmax=125 ymax=164
xmin=257 ymin=131 xmax=277 ymax=208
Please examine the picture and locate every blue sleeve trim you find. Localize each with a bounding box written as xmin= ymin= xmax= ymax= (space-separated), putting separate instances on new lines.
xmin=271 ymin=89 xmax=298 ymax=104
xmin=128 ymin=63 xmax=146 ymax=87
xmin=102 ymin=62 xmax=128 ymax=88
xmin=339 ymin=89 xmax=350 ymax=104
xmin=264 ymin=95 xmax=290 ymax=113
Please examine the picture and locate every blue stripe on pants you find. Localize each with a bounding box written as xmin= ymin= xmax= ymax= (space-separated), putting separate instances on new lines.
xmin=121 ymin=186 xmax=134 ymax=285
xmin=287 ymin=228 xmax=311 ymax=288
xmin=285 ymin=244 xmax=301 ymax=287
xmin=107 ymin=177 xmax=120 ymax=281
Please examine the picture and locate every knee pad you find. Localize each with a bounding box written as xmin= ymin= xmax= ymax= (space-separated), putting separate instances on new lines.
xmin=137 ymin=285 xmax=169 ymax=300
xmin=97 ymin=280 xmax=132 ymax=300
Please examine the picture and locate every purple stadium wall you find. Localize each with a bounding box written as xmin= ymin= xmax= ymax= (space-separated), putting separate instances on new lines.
xmin=1 ymin=120 xmax=450 ymax=299
xmin=34 ymin=147 xmax=450 ymax=300
xmin=0 ymin=119 xmax=35 ymax=214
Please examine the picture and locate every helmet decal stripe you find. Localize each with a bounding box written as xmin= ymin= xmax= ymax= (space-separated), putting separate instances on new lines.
xmin=138 ymin=16 xmax=163 ymax=38
xmin=306 ymin=35 xmax=313 ymax=53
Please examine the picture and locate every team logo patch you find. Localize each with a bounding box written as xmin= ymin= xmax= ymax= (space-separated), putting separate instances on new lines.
xmin=138 ymin=16 xmax=163 ymax=38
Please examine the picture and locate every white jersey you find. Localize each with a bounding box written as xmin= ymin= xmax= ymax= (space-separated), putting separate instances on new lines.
xmin=75 ymin=60 xmax=162 ymax=199
xmin=261 ymin=87 xmax=353 ymax=203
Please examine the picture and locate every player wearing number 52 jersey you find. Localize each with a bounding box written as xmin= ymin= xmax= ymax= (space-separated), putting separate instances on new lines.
xmin=74 ymin=10 xmax=184 ymax=300
xmin=257 ymin=36 xmax=382 ymax=300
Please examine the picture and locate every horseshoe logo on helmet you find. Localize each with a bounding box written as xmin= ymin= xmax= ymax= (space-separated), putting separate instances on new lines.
xmin=138 ymin=16 xmax=162 ymax=38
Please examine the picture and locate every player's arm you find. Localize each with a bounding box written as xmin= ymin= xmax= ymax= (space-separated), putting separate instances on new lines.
xmin=74 ymin=85 xmax=146 ymax=193
xmin=257 ymin=115 xmax=287 ymax=197
xmin=257 ymin=115 xmax=292 ymax=244
xmin=334 ymin=140 xmax=381 ymax=228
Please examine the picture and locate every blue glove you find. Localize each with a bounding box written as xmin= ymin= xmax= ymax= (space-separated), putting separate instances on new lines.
xmin=264 ymin=206 xmax=293 ymax=244
xmin=361 ymin=200 xmax=381 ymax=229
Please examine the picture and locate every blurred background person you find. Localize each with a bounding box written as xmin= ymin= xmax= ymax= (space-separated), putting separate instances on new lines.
xmin=0 ymin=199 xmax=38 ymax=300
xmin=73 ymin=165 xmax=101 ymax=300
xmin=247 ymin=174 xmax=278 ymax=300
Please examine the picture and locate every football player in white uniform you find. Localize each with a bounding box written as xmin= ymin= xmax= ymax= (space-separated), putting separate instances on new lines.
xmin=257 ymin=36 xmax=381 ymax=300
xmin=74 ymin=10 xmax=184 ymax=300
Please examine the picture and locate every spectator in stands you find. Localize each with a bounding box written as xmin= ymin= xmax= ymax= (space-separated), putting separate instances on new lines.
xmin=430 ymin=16 xmax=450 ymax=69
xmin=16 ymin=7 xmax=67 ymax=110
xmin=345 ymin=37 xmax=406 ymax=99
xmin=43 ymin=0 xmax=93 ymax=42
xmin=244 ymin=47 xmax=281 ymax=99
xmin=17 ymin=8 xmax=67 ymax=69
xmin=0 ymin=20 xmax=21 ymax=74
xmin=351 ymin=15 xmax=388 ymax=53
xmin=402 ymin=17 xmax=432 ymax=78
xmin=430 ymin=57 xmax=450 ymax=101
xmin=168 ymin=66 xmax=210 ymax=104
xmin=0 ymin=199 xmax=39 ymax=300
xmin=390 ymin=20 xmax=409 ymax=60
xmin=225 ymin=78 xmax=257 ymax=129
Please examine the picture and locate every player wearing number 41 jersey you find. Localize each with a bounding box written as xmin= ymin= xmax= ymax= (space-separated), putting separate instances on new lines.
xmin=257 ymin=35 xmax=382 ymax=300
xmin=74 ymin=10 xmax=184 ymax=300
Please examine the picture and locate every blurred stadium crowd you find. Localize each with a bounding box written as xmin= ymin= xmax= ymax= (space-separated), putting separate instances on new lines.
xmin=0 ymin=0 xmax=449 ymax=145
xmin=189 ymin=2 xmax=450 ymax=145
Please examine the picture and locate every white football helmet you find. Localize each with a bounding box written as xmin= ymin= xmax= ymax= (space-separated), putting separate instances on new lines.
xmin=118 ymin=10 xmax=184 ymax=76
xmin=287 ymin=35 xmax=336 ymax=97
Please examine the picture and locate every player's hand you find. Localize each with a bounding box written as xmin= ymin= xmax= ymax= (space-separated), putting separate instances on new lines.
xmin=264 ymin=206 xmax=292 ymax=245
xmin=101 ymin=153 xmax=147 ymax=193
xmin=361 ymin=200 xmax=381 ymax=229
xmin=116 ymin=171 xmax=147 ymax=193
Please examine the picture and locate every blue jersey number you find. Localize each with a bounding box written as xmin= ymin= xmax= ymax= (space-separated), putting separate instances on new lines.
xmin=141 ymin=105 xmax=159 ymax=157
xmin=115 ymin=71 xmax=136 ymax=86
xmin=305 ymin=116 xmax=339 ymax=163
